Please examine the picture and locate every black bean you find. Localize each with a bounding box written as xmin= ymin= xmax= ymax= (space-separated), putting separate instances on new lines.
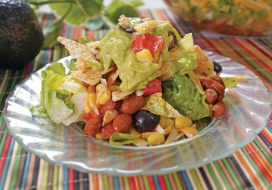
xmin=133 ymin=110 xmax=160 ymax=133
xmin=213 ymin=61 xmax=222 ymax=73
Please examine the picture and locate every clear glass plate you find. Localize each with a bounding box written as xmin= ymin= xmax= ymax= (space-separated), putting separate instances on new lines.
xmin=4 ymin=52 xmax=272 ymax=176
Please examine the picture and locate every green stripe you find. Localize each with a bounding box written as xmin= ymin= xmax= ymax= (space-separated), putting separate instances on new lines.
xmin=0 ymin=71 xmax=12 ymax=104
xmin=163 ymin=174 xmax=173 ymax=190
xmin=254 ymin=139 xmax=272 ymax=164
xmin=213 ymin=161 xmax=232 ymax=190
xmin=102 ymin=174 xmax=109 ymax=190
xmin=241 ymin=147 xmax=272 ymax=190
xmin=9 ymin=145 xmax=23 ymax=190
xmin=52 ymin=165 xmax=59 ymax=190
xmin=142 ymin=175 xmax=151 ymax=190
xmin=189 ymin=169 xmax=204 ymax=190
xmin=42 ymin=161 xmax=49 ymax=190
xmin=123 ymin=176 xmax=130 ymax=190
xmin=173 ymin=172 xmax=183 ymax=190
xmin=0 ymin=126 xmax=8 ymax=157
xmin=222 ymin=158 xmax=243 ymax=189
xmin=206 ymin=164 xmax=222 ymax=190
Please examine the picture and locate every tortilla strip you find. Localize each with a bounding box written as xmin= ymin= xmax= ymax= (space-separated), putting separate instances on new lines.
xmin=71 ymin=69 xmax=101 ymax=85
xmin=188 ymin=71 xmax=205 ymax=94
xmin=102 ymin=110 xmax=119 ymax=126
xmin=192 ymin=45 xmax=214 ymax=77
xmin=57 ymin=36 xmax=99 ymax=65
xmin=134 ymin=20 xmax=167 ymax=34
xmin=101 ymin=65 xmax=116 ymax=75
xmin=118 ymin=15 xmax=131 ymax=27
xmin=168 ymin=46 xmax=183 ymax=61
xmin=75 ymin=59 xmax=89 ymax=72
xmin=112 ymin=90 xmax=134 ymax=101
xmin=86 ymin=41 xmax=100 ymax=61
xmin=107 ymin=67 xmax=119 ymax=86
xmin=156 ymin=60 xmax=171 ymax=78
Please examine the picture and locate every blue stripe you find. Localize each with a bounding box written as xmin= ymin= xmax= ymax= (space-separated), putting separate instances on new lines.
xmin=83 ymin=173 xmax=89 ymax=190
xmin=31 ymin=156 xmax=40 ymax=190
xmin=63 ymin=167 xmax=68 ymax=190
xmin=152 ymin=175 xmax=162 ymax=190
xmin=265 ymin=124 xmax=272 ymax=134
xmin=181 ymin=171 xmax=193 ymax=190
xmin=20 ymin=152 xmax=31 ymax=190
xmin=114 ymin=176 xmax=120 ymax=190
xmin=0 ymin=138 xmax=15 ymax=190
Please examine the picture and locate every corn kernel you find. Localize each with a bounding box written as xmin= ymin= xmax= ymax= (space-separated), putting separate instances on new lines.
xmin=136 ymin=49 xmax=153 ymax=63
xmin=95 ymin=132 xmax=107 ymax=140
xmin=179 ymin=127 xmax=199 ymax=138
xmin=208 ymin=104 xmax=213 ymax=117
xmin=175 ymin=116 xmax=192 ymax=128
xmin=98 ymin=90 xmax=111 ymax=105
xmin=89 ymin=93 xmax=99 ymax=115
xmin=147 ymin=133 xmax=165 ymax=146
xmin=159 ymin=117 xmax=166 ymax=128
xmin=96 ymin=84 xmax=106 ymax=92
xmin=164 ymin=118 xmax=174 ymax=129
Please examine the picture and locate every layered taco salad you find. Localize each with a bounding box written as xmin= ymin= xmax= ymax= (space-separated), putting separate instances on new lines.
xmin=164 ymin=0 xmax=272 ymax=36
xmin=30 ymin=16 xmax=245 ymax=146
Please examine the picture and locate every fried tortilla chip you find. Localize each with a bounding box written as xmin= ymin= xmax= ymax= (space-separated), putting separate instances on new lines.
xmin=86 ymin=41 xmax=100 ymax=62
xmin=101 ymin=65 xmax=116 ymax=75
xmin=168 ymin=46 xmax=183 ymax=61
xmin=118 ymin=15 xmax=131 ymax=27
xmin=107 ymin=67 xmax=119 ymax=86
xmin=188 ymin=71 xmax=205 ymax=94
xmin=156 ymin=60 xmax=171 ymax=78
xmin=102 ymin=110 xmax=119 ymax=126
xmin=57 ymin=36 xmax=99 ymax=66
xmin=112 ymin=90 xmax=134 ymax=101
xmin=71 ymin=69 xmax=101 ymax=85
xmin=75 ymin=59 xmax=89 ymax=72
xmin=192 ymin=45 xmax=214 ymax=77
xmin=134 ymin=20 xmax=167 ymax=34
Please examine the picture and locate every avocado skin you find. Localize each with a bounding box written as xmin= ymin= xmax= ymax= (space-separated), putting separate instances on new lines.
xmin=0 ymin=0 xmax=44 ymax=69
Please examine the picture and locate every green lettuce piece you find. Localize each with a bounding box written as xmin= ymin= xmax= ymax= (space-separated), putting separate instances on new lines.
xmin=69 ymin=59 xmax=77 ymax=75
xmin=76 ymin=0 xmax=104 ymax=18
xmin=127 ymin=0 xmax=144 ymax=7
xmin=64 ymin=101 xmax=74 ymax=110
xmin=42 ymin=62 xmax=66 ymax=79
xmin=160 ymin=51 xmax=197 ymax=81
xmin=60 ymin=76 xmax=86 ymax=94
xmin=162 ymin=74 xmax=209 ymax=121
xmin=104 ymin=0 xmax=140 ymax=26
xmin=109 ymin=133 xmax=141 ymax=146
xmin=29 ymin=105 xmax=49 ymax=118
xmin=231 ymin=6 xmax=247 ymax=26
xmin=143 ymin=92 xmax=182 ymax=118
xmin=178 ymin=33 xmax=194 ymax=50
xmin=222 ymin=77 xmax=239 ymax=88
xmin=253 ymin=10 xmax=268 ymax=20
xmin=78 ymin=36 xmax=94 ymax=45
xmin=56 ymin=91 xmax=69 ymax=100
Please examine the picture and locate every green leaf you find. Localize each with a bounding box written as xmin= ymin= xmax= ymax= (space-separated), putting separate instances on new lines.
xmin=162 ymin=74 xmax=209 ymax=121
xmin=75 ymin=0 xmax=104 ymax=18
xmin=51 ymin=61 xmax=66 ymax=76
xmin=85 ymin=16 xmax=104 ymax=30
xmin=104 ymin=0 xmax=140 ymax=26
xmin=222 ymin=77 xmax=239 ymax=88
xmin=42 ymin=18 xmax=63 ymax=48
xmin=78 ymin=36 xmax=94 ymax=45
xmin=179 ymin=33 xmax=194 ymax=50
xmin=65 ymin=101 xmax=74 ymax=110
xmin=50 ymin=1 xmax=87 ymax=25
xmin=60 ymin=75 xmax=86 ymax=93
xmin=69 ymin=59 xmax=78 ymax=75
xmin=56 ymin=91 xmax=69 ymax=100
xmin=126 ymin=0 xmax=144 ymax=7
xmin=109 ymin=133 xmax=141 ymax=146
xmin=29 ymin=105 xmax=50 ymax=118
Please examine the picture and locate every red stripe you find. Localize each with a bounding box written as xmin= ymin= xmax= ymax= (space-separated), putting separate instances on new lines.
xmin=68 ymin=169 xmax=74 ymax=190
xmin=128 ymin=176 xmax=136 ymax=190
xmin=147 ymin=175 xmax=156 ymax=190
xmin=244 ymin=145 xmax=272 ymax=184
xmin=0 ymin=134 xmax=12 ymax=180
xmin=261 ymin=131 xmax=272 ymax=145
xmin=24 ymin=63 xmax=31 ymax=79
xmin=267 ymin=122 xmax=272 ymax=130
xmin=158 ymin=175 xmax=168 ymax=190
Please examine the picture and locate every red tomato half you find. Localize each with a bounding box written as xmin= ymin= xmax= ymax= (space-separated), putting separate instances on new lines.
xmin=131 ymin=34 xmax=144 ymax=52
xmin=144 ymin=79 xmax=162 ymax=97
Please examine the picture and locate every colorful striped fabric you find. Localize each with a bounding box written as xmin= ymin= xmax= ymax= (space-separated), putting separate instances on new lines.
xmin=1 ymin=9 xmax=272 ymax=190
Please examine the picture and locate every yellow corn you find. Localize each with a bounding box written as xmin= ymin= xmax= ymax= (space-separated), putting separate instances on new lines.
xmin=130 ymin=126 xmax=141 ymax=135
xmin=179 ymin=127 xmax=199 ymax=138
xmin=142 ymin=132 xmax=160 ymax=139
xmin=89 ymin=93 xmax=99 ymax=115
xmin=234 ymin=75 xmax=247 ymax=82
xmin=136 ymin=49 xmax=153 ymax=63
xmin=164 ymin=118 xmax=174 ymax=129
xmin=96 ymin=83 xmax=106 ymax=92
xmin=175 ymin=116 xmax=193 ymax=128
xmin=159 ymin=117 xmax=166 ymax=128
xmin=164 ymin=126 xmax=172 ymax=135
xmin=208 ymin=104 xmax=213 ymax=117
xmin=147 ymin=133 xmax=165 ymax=146
xmin=220 ymin=5 xmax=230 ymax=12
xmin=98 ymin=90 xmax=111 ymax=105
xmin=95 ymin=132 xmax=107 ymax=140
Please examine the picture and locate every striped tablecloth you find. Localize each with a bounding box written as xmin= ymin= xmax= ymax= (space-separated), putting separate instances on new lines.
xmin=1 ymin=9 xmax=272 ymax=190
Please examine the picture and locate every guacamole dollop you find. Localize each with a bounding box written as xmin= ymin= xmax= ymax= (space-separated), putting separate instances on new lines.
xmin=98 ymin=22 xmax=181 ymax=91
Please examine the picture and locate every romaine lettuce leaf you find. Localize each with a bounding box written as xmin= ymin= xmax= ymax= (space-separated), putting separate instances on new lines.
xmin=60 ymin=75 xmax=86 ymax=94
xmin=162 ymin=74 xmax=209 ymax=121
xmin=109 ymin=133 xmax=141 ymax=146
xmin=179 ymin=33 xmax=194 ymax=50
xmin=222 ymin=77 xmax=239 ymax=88
xmin=68 ymin=59 xmax=78 ymax=75
xmin=41 ymin=62 xmax=66 ymax=79
xmin=143 ymin=92 xmax=182 ymax=118
xmin=29 ymin=105 xmax=49 ymax=118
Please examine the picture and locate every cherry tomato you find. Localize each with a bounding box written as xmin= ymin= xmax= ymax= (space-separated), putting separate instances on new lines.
xmin=131 ymin=34 xmax=144 ymax=52
xmin=144 ymin=79 xmax=162 ymax=97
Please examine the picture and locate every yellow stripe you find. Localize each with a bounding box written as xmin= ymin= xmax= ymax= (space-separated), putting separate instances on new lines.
xmin=58 ymin=166 xmax=64 ymax=190
xmin=195 ymin=168 xmax=208 ymax=190
xmin=89 ymin=174 xmax=94 ymax=190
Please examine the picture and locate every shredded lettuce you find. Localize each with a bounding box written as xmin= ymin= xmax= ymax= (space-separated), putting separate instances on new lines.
xmin=60 ymin=75 xmax=86 ymax=94
xmin=179 ymin=33 xmax=194 ymax=50
xmin=109 ymin=133 xmax=141 ymax=146
xmin=162 ymin=74 xmax=209 ymax=121
xmin=222 ymin=77 xmax=239 ymax=88
xmin=29 ymin=105 xmax=49 ymax=118
xmin=68 ymin=59 xmax=77 ymax=74
xmin=143 ymin=92 xmax=182 ymax=118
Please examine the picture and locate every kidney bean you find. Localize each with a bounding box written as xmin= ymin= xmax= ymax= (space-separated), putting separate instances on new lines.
xmin=84 ymin=116 xmax=102 ymax=136
xmin=116 ymin=100 xmax=123 ymax=114
xmin=212 ymin=101 xmax=226 ymax=117
xmin=113 ymin=113 xmax=132 ymax=132
xmin=200 ymin=77 xmax=225 ymax=102
xmin=102 ymin=122 xmax=116 ymax=138
xmin=101 ymin=99 xmax=117 ymax=115
xmin=205 ymin=89 xmax=217 ymax=104
xmin=212 ymin=74 xmax=225 ymax=88
xmin=122 ymin=94 xmax=144 ymax=114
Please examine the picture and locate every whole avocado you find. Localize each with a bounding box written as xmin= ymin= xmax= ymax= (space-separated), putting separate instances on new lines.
xmin=0 ymin=0 xmax=44 ymax=69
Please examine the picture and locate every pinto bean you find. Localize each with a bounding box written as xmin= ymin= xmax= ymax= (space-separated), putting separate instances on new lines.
xmin=101 ymin=99 xmax=117 ymax=115
xmin=113 ymin=114 xmax=132 ymax=132
xmin=205 ymin=89 xmax=217 ymax=104
xmin=212 ymin=101 xmax=226 ymax=117
xmin=102 ymin=122 xmax=116 ymax=138
xmin=122 ymin=94 xmax=144 ymax=114
xmin=212 ymin=74 xmax=225 ymax=88
xmin=200 ymin=77 xmax=225 ymax=102
xmin=84 ymin=116 xmax=102 ymax=136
